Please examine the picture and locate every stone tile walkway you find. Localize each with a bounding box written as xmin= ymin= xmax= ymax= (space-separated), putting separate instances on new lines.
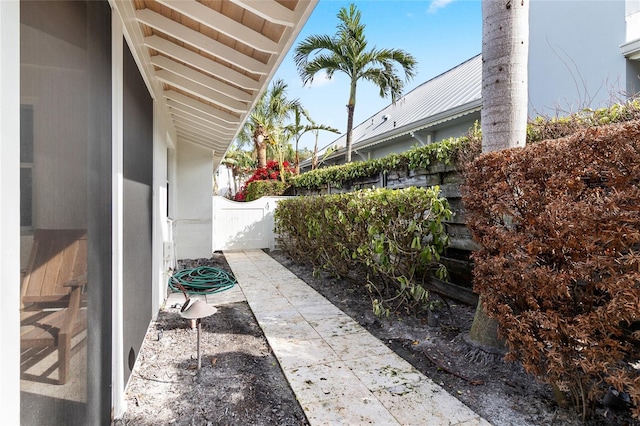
xmin=222 ymin=249 xmax=491 ymax=426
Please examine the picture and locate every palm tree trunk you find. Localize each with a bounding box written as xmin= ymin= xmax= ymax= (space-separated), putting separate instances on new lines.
xmin=345 ymin=79 xmax=357 ymax=163
xmin=469 ymin=0 xmax=529 ymax=351
xmin=345 ymin=103 xmax=355 ymax=163
xmin=254 ymin=125 xmax=267 ymax=168
xmin=294 ymin=136 xmax=300 ymax=175
xmin=256 ymin=143 xmax=267 ymax=168
xmin=231 ymin=167 xmax=238 ymax=194
xmin=481 ymin=0 xmax=529 ymax=153
xmin=312 ymin=130 xmax=319 ymax=170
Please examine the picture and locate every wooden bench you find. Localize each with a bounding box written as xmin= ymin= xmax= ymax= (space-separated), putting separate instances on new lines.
xmin=20 ymin=229 xmax=87 ymax=385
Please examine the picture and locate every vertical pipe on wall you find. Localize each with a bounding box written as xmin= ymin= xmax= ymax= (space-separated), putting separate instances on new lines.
xmin=0 ymin=2 xmax=21 ymax=424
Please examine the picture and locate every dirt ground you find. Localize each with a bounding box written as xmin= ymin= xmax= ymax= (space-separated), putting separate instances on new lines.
xmin=114 ymin=251 xmax=638 ymax=426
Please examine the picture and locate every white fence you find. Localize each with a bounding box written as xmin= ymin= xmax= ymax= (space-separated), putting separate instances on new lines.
xmin=212 ymin=196 xmax=289 ymax=251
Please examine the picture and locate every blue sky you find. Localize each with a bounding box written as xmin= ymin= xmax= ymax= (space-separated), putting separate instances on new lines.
xmin=272 ymin=0 xmax=482 ymax=152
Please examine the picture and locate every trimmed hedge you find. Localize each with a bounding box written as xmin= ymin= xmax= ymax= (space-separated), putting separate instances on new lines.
xmin=290 ymin=123 xmax=482 ymax=190
xmin=274 ymin=187 xmax=451 ymax=316
xmin=462 ymin=120 xmax=640 ymax=419
xmin=245 ymin=180 xmax=289 ymax=201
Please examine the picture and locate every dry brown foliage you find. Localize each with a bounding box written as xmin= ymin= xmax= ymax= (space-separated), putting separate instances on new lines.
xmin=462 ymin=120 xmax=640 ymax=419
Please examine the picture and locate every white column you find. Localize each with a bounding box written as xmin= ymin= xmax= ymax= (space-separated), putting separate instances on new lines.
xmin=152 ymin=102 xmax=169 ymax=318
xmin=175 ymin=141 xmax=213 ymax=259
xmin=111 ymin=11 xmax=127 ymax=420
xmin=0 ymin=1 xmax=21 ymax=425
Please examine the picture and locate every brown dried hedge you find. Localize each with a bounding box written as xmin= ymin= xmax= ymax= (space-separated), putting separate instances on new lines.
xmin=462 ymin=120 xmax=640 ymax=418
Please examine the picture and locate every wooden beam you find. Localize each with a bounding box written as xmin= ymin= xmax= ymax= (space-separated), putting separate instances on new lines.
xmin=170 ymin=113 xmax=235 ymax=138
xmin=144 ymin=36 xmax=261 ymax=91
xmin=175 ymin=124 xmax=230 ymax=147
xmin=178 ymin=135 xmax=218 ymax=153
xmin=176 ymin=129 xmax=227 ymax=148
xmin=428 ymin=277 xmax=478 ymax=306
xmin=169 ymin=108 xmax=235 ymax=137
xmin=156 ymin=69 xmax=248 ymax=113
xmin=166 ymin=99 xmax=237 ymax=131
xmin=136 ymin=9 xmax=268 ymax=75
xmin=175 ymin=134 xmax=229 ymax=154
xmin=228 ymin=0 xmax=295 ymax=27
xmin=164 ymin=90 xmax=241 ymax=125
xmin=151 ymin=55 xmax=252 ymax=102
xmin=155 ymin=0 xmax=279 ymax=53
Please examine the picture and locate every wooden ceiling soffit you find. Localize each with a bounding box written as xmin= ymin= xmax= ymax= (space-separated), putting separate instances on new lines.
xmin=175 ymin=126 xmax=226 ymax=143
xmin=178 ymin=135 xmax=221 ymax=152
xmin=119 ymin=0 xmax=318 ymax=164
xmin=228 ymin=0 xmax=295 ymax=27
xmin=157 ymin=70 xmax=247 ymax=113
xmin=144 ymin=35 xmax=261 ymax=91
xmin=175 ymin=124 xmax=225 ymax=142
xmin=170 ymin=112 xmax=235 ymax=138
xmin=151 ymin=56 xmax=251 ymax=103
xmin=163 ymin=90 xmax=240 ymax=124
xmin=136 ymin=8 xmax=268 ymax=75
xmin=175 ymin=127 xmax=228 ymax=148
xmin=155 ymin=0 xmax=280 ymax=54
xmin=166 ymin=99 xmax=238 ymax=131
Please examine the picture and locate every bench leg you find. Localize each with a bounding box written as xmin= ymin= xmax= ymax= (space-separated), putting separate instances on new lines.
xmin=58 ymin=332 xmax=71 ymax=385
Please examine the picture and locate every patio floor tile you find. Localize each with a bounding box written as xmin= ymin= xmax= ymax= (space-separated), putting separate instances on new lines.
xmin=372 ymin=380 xmax=485 ymax=426
xmin=344 ymin=352 xmax=425 ymax=391
xmin=267 ymin=336 xmax=341 ymax=370
xmin=302 ymin=395 xmax=400 ymax=426
xmin=324 ymin=331 xmax=396 ymax=361
xmin=283 ymin=361 xmax=371 ymax=405
xmin=224 ymin=249 xmax=491 ymax=426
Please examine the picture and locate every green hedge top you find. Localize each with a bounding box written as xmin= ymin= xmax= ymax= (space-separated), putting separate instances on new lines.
xmin=291 ymin=127 xmax=481 ymax=189
xmin=291 ymin=99 xmax=640 ymax=191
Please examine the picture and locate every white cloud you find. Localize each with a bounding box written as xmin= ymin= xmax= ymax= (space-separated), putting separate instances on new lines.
xmin=308 ymin=71 xmax=333 ymax=87
xmin=428 ymin=0 xmax=455 ymax=14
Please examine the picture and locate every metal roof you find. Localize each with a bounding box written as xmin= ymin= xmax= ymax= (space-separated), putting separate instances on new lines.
xmin=315 ymin=54 xmax=482 ymax=160
xmin=111 ymin=0 xmax=317 ymax=169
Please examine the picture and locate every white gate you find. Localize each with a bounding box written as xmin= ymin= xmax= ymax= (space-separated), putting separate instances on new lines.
xmin=212 ymin=196 xmax=289 ymax=251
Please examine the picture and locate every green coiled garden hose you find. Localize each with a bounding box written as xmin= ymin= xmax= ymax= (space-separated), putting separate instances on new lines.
xmin=168 ymin=266 xmax=236 ymax=295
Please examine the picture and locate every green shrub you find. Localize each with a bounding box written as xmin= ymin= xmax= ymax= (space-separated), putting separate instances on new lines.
xmin=290 ymin=123 xmax=482 ymax=190
xmin=462 ymin=120 xmax=640 ymax=420
xmin=275 ymin=187 xmax=451 ymax=316
xmin=245 ymin=180 xmax=289 ymax=201
xmin=526 ymin=98 xmax=640 ymax=143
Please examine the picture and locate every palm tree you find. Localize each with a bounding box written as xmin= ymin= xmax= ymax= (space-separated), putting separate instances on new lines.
xmin=468 ymin=0 xmax=530 ymax=351
xmin=480 ymin=0 xmax=529 ymax=153
xmin=294 ymin=3 xmax=417 ymax=163
xmin=221 ymin=148 xmax=253 ymax=196
xmin=285 ymin=105 xmax=339 ymax=174
xmin=236 ymin=79 xmax=297 ymax=168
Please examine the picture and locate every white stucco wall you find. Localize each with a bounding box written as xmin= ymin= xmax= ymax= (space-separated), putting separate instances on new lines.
xmin=529 ymin=0 xmax=628 ymax=116
xmin=626 ymin=0 xmax=640 ymax=41
xmin=175 ymin=140 xmax=213 ymax=260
